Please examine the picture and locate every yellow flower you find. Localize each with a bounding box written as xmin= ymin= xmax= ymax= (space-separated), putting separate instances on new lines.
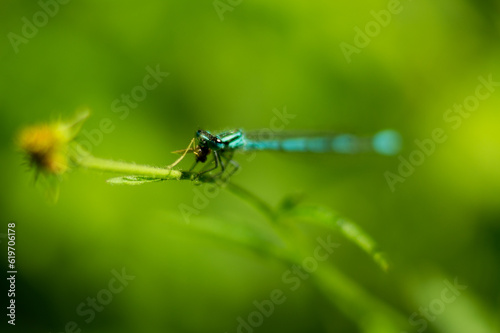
xmin=17 ymin=111 xmax=89 ymax=176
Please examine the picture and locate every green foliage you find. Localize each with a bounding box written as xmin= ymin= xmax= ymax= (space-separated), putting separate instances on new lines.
xmin=3 ymin=1 xmax=500 ymax=332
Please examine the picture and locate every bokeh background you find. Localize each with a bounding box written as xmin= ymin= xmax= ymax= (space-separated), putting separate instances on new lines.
xmin=1 ymin=1 xmax=500 ymax=332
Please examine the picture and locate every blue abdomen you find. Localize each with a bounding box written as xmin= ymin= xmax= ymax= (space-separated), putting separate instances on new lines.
xmin=242 ymin=130 xmax=401 ymax=155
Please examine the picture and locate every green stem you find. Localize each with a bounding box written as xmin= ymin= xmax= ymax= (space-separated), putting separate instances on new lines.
xmin=75 ymin=154 xmax=183 ymax=180
xmin=226 ymin=182 xmax=277 ymax=222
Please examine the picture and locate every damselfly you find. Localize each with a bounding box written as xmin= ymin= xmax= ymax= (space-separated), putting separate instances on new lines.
xmin=173 ymin=129 xmax=401 ymax=177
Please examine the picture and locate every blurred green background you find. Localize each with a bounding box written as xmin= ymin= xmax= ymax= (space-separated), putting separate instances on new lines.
xmin=1 ymin=0 xmax=500 ymax=332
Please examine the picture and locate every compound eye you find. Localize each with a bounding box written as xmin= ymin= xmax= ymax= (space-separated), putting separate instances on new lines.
xmin=196 ymin=130 xmax=211 ymax=144
xmin=195 ymin=130 xmax=204 ymax=140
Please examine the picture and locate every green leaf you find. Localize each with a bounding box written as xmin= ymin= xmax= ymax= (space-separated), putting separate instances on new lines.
xmin=283 ymin=205 xmax=390 ymax=271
